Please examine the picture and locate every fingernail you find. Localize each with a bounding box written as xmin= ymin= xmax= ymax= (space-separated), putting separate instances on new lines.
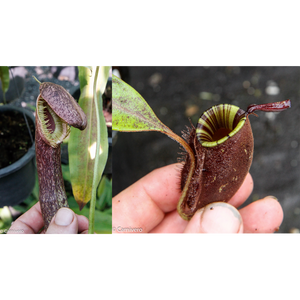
xmin=264 ymin=195 xmax=278 ymax=201
xmin=198 ymin=202 xmax=243 ymax=233
xmin=55 ymin=208 xmax=74 ymax=226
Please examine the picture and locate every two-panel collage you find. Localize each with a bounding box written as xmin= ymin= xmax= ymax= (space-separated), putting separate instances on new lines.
xmin=0 ymin=66 xmax=299 ymax=234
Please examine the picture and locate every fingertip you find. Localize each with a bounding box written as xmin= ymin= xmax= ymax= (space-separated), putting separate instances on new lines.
xmin=239 ymin=196 xmax=284 ymax=233
xmin=46 ymin=208 xmax=78 ymax=234
xmin=263 ymin=195 xmax=284 ymax=225
xmin=54 ymin=208 xmax=74 ymax=226
xmin=77 ymin=214 xmax=89 ymax=233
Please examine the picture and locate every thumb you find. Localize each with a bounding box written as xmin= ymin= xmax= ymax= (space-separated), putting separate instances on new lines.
xmin=46 ymin=208 xmax=78 ymax=234
xmin=184 ymin=202 xmax=243 ymax=233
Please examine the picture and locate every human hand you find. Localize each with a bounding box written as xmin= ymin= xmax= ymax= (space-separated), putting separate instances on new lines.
xmin=7 ymin=202 xmax=89 ymax=234
xmin=112 ymin=163 xmax=283 ymax=233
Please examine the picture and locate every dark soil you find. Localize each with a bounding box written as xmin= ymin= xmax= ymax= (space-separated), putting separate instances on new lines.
xmin=0 ymin=110 xmax=35 ymax=168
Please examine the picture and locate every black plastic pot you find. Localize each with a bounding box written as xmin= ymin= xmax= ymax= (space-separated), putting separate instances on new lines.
xmin=0 ymin=105 xmax=36 ymax=207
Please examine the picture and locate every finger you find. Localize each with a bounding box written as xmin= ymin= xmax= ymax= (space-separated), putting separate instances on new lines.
xmin=77 ymin=215 xmax=89 ymax=233
xmin=7 ymin=202 xmax=44 ymax=234
xmin=228 ymin=173 xmax=254 ymax=208
xmin=113 ymin=163 xmax=182 ymax=233
xmin=150 ymin=210 xmax=188 ymax=233
xmin=46 ymin=208 xmax=78 ymax=234
xmin=184 ymin=202 xmax=243 ymax=233
xmin=136 ymin=163 xmax=182 ymax=211
xmin=239 ymin=196 xmax=283 ymax=233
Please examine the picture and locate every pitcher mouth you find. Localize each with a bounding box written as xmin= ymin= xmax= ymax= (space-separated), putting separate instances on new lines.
xmin=196 ymin=104 xmax=246 ymax=147
xmin=36 ymin=95 xmax=70 ymax=148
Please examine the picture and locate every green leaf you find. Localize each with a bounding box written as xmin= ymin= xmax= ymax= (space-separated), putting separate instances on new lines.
xmin=78 ymin=63 xmax=92 ymax=91
xmin=112 ymin=75 xmax=172 ymax=133
xmin=96 ymin=175 xmax=112 ymax=211
xmin=66 ymin=196 xmax=111 ymax=233
xmin=69 ymin=67 xmax=110 ymax=210
xmin=0 ymin=66 xmax=10 ymax=104
xmin=72 ymin=206 xmax=112 ymax=234
xmin=112 ymin=74 xmax=193 ymax=159
xmin=112 ymin=75 xmax=197 ymax=223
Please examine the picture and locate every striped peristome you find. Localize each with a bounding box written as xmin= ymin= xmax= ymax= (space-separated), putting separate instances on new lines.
xmin=196 ymin=104 xmax=246 ymax=147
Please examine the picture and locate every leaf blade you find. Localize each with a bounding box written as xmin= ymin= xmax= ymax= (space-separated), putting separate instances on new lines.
xmin=112 ymin=75 xmax=171 ymax=133
xmin=69 ymin=67 xmax=109 ymax=210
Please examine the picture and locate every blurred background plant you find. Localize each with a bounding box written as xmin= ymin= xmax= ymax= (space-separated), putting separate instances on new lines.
xmin=0 ymin=66 xmax=10 ymax=104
